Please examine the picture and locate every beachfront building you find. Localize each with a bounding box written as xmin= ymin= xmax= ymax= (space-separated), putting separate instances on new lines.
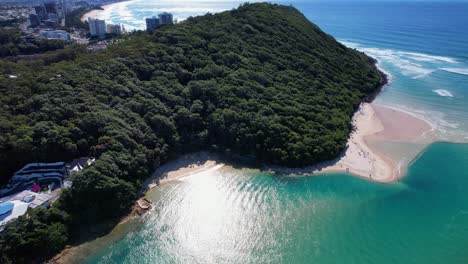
xmin=40 ymin=30 xmax=71 ymax=41
xmin=146 ymin=12 xmax=174 ymax=31
xmin=0 ymin=162 xmax=67 ymax=198
xmin=0 ymin=159 xmax=81 ymax=228
xmin=159 ymin=12 xmax=173 ymax=25
xmin=146 ymin=17 xmax=160 ymax=31
xmin=10 ymin=191 xmax=53 ymax=209
xmin=88 ymin=17 xmax=106 ymax=37
xmin=0 ymin=191 xmax=54 ymax=229
xmin=106 ymin=24 xmax=122 ymax=35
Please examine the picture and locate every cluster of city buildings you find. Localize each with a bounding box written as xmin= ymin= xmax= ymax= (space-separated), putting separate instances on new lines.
xmin=27 ymin=0 xmax=75 ymax=41
xmin=86 ymin=11 xmax=174 ymax=39
xmin=4 ymin=1 xmax=176 ymax=53
xmin=29 ymin=0 xmax=70 ymax=28
xmin=0 ymin=157 xmax=95 ymax=229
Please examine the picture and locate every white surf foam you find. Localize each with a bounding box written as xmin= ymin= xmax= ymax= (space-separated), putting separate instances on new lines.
xmin=340 ymin=41 xmax=436 ymax=79
xmin=401 ymin=52 xmax=458 ymax=63
xmin=440 ymin=68 xmax=468 ymax=76
xmin=393 ymin=60 xmax=434 ymax=79
xmin=340 ymin=40 xmax=468 ymax=143
xmin=339 ymin=40 xmax=464 ymax=79
xmin=432 ymin=89 xmax=454 ymax=97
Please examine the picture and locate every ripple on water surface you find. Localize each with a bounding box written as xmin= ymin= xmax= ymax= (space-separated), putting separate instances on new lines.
xmin=77 ymin=143 xmax=468 ymax=264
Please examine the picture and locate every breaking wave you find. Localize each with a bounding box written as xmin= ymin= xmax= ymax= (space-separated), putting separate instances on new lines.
xmin=340 ymin=40 xmax=461 ymax=79
xmin=400 ymin=52 xmax=458 ymax=63
xmin=440 ymin=68 xmax=468 ymax=76
xmin=433 ymin=89 xmax=454 ymax=97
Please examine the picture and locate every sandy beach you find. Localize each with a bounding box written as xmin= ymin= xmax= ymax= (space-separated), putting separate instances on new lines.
xmin=138 ymin=102 xmax=433 ymax=185
xmin=267 ymin=103 xmax=433 ymax=182
xmin=80 ymin=0 xmax=134 ymax=22
xmin=124 ymin=101 xmax=435 ymax=189
xmin=140 ymin=152 xmax=224 ymax=194
xmin=333 ymin=103 xmax=432 ymax=181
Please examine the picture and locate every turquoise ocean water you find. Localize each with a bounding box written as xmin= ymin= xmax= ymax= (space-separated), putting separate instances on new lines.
xmin=78 ymin=1 xmax=468 ymax=263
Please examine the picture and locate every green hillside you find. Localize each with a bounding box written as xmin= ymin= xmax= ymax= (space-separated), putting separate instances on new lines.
xmin=0 ymin=3 xmax=383 ymax=263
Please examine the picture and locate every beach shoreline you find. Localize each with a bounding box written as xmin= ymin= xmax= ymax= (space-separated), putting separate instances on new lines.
xmin=49 ymin=103 xmax=435 ymax=263
xmin=265 ymin=103 xmax=433 ymax=182
xmin=135 ymin=100 xmax=434 ymax=186
xmin=48 ymin=17 xmax=437 ymax=263
xmin=49 ymin=82 xmax=436 ymax=264
xmin=80 ymin=0 xmax=134 ymax=22
xmin=49 ymin=152 xmax=225 ymax=264
xmin=140 ymin=152 xmax=225 ymax=194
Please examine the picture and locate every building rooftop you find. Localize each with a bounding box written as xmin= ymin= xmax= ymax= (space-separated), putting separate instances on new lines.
xmin=11 ymin=190 xmax=52 ymax=209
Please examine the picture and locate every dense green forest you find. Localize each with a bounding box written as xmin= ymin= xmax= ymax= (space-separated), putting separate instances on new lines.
xmin=0 ymin=3 xmax=383 ymax=263
xmin=0 ymin=28 xmax=67 ymax=57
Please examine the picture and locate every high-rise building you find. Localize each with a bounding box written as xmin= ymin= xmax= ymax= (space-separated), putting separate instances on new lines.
xmin=106 ymin=24 xmax=122 ymax=35
xmin=34 ymin=5 xmax=48 ymax=21
xmin=158 ymin=12 xmax=173 ymax=25
xmin=146 ymin=12 xmax=173 ymax=31
xmin=88 ymin=17 xmax=106 ymax=37
xmin=56 ymin=0 xmax=68 ymax=19
xmin=29 ymin=14 xmax=41 ymax=27
xmin=145 ymin=17 xmax=159 ymax=31
xmin=44 ymin=1 xmax=57 ymax=15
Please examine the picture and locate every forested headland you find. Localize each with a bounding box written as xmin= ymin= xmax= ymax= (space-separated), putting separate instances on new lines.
xmin=0 ymin=3 xmax=383 ymax=263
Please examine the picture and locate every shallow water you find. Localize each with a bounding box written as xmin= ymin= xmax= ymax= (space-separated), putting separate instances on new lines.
xmin=78 ymin=2 xmax=468 ymax=263
xmin=78 ymin=143 xmax=468 ymax=264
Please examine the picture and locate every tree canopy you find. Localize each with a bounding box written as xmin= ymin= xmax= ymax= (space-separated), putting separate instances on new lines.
xmin=0 ymin=3 xmax=382 ymax=263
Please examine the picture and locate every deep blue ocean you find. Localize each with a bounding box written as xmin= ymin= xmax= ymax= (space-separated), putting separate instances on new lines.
xmin=74 ymin=2 xmax=468 ymax=263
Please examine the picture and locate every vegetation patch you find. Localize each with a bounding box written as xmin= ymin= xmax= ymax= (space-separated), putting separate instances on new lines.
xmin=0 ymin=3 xmax=382 ymax=263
